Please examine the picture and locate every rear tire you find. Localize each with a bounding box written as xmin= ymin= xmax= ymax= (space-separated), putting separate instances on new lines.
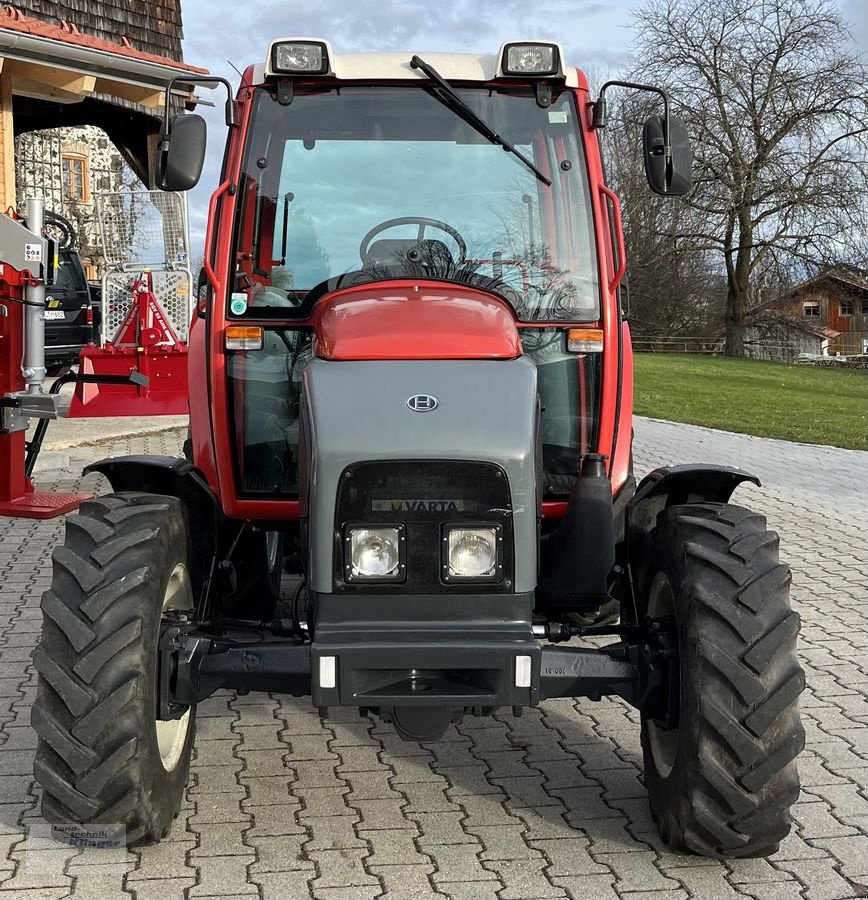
xmin=641 ymin=502 xmax=804 ymax=858
xmin=32 ymin=492 xmax=197 ymax=846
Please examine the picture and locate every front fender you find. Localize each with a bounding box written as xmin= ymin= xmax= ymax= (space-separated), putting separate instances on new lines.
xmin=84 ymin=455 xmax=220 ymax=609
xmin=623 ymin=464 xmax=761 ymax=621
xmin=629 ymin=464 xmax=760 ymax=519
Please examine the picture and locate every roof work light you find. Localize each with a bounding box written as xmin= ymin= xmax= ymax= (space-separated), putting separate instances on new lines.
xmin=267 ymin=39 xmax=331 ymax=75
xmin=499 ymin=42 xmax=563 ymax=77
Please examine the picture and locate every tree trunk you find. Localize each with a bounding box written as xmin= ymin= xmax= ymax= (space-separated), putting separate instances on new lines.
xmin=724 ymin=223 xmax=752 ymax=357
xmin=724 ymin=296 xmax=746 ymax=357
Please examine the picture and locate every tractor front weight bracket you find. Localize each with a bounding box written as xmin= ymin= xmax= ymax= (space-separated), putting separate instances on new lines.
xmin=159 ymin=622 xmax=679 ymax=727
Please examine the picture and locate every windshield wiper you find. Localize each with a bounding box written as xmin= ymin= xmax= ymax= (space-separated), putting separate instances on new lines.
xmin=410 ymin=55 xmax=552 ymax=187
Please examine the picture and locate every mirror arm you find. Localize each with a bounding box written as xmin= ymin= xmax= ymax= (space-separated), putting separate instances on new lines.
xmin=592 ymin=79 xmax=673 ymax=169
xmin=161 ymin=75 xmax=238 ymax=133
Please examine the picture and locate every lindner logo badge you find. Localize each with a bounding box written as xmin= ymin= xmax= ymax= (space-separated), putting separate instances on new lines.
xmin=407 ymin=394 xmax=439 ymax=412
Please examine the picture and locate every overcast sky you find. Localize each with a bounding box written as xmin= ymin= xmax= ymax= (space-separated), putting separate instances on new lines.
xmin=178 ymin=0 xmax=867 ymax=253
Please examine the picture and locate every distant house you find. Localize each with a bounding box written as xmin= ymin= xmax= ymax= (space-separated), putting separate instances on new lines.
xmin=756 ymin=268 xmax=868 ymax=357
xmin=743 ymin=314 xmax=840 ymax=363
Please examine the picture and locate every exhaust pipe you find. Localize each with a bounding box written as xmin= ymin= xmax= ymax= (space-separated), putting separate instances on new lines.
xmin=537 ymin=453 xmax=615 ymax=611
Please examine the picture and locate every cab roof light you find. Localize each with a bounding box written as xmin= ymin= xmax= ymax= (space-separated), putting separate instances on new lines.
xmin=567 ymin=328 xmax=604 ymax=353
xmin=268 ymin=39 xmax=330 ymax=76
xmin=500 ymin=42 xmax=562 ymax=77
xmin=225 ymin=325 xmax=263 ymax=351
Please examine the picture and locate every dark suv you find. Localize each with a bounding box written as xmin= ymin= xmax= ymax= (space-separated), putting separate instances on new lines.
xmin=44 ymin=249 xmax=97 ymax=373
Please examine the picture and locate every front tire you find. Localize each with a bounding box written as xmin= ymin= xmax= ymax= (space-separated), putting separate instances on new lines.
xmin=641 ymin=502 xmax=804 ymax=858
xmin=32 ymin=492 xmax=197 ymax=846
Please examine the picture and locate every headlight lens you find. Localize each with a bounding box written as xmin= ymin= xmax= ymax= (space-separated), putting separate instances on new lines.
xmin=503 ymin=43 xmax=559 ymax=75
xmin=348 ymin=527 xmax=401 ymax=578
xmin=272 ymin=41 xmax=328 ymax=74
xmin=446 ymin=527 xmax=498 ymax=578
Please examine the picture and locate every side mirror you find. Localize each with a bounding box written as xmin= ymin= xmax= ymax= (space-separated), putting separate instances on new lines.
xmin=643 ymin=115 xmax=693 ymax=196
xmin=156 ymin=114 xmax=207 ymax=191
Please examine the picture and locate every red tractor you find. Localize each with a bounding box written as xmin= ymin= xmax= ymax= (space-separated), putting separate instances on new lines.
xmin=32 ymin=40 xmax=804 ymax=856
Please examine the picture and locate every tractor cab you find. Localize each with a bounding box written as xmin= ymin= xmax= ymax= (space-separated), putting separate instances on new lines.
xmin=160 ymin=41 xmax=693 ymax=522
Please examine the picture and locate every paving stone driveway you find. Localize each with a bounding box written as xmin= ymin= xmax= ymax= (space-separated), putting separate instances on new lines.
xmin=0 ymin=417 xmax=866 ymax=899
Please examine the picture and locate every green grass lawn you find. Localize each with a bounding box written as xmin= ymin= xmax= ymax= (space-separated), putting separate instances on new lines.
xmin=633 ymin=354 xmax=868 ymax=450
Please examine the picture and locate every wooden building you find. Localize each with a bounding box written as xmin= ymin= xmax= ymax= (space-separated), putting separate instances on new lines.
xmin=14 ymin=1 xmax=185 ymax=62
xmin=743 ymin=314 xmax=840 ymax=363
xmin=758 ymin=269 xmax=868 ymax=357
xmin=0 ymin=2 xmax=206 ymax=211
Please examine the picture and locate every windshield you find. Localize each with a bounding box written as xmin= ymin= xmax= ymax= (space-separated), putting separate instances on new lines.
xmin=230 ymin=84 xmax=600 ymax=321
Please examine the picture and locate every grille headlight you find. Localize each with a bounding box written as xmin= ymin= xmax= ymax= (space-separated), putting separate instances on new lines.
xmin=270 ymin=40 xmax=329 ymax=74
xmin=346 ymin=526 xmax=404 ymax=580
xmin=501 ymin=42 xmax=560 ymax=76
xmin=445 ymin=526 xmax=500 ymax=580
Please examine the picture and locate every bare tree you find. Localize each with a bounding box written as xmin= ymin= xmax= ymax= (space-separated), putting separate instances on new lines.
xmin=630 ymin=0 xmax=868 ymax=355
xmin=600 ymin=97 xmax=726 ymax=338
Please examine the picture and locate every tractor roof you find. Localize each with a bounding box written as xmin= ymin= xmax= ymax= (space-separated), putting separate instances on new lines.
xmin=249 ymin=42 xmax=584 ymax=89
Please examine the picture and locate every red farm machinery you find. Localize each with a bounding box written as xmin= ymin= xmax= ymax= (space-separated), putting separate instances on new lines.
xmin=0 ymin=191 xmax=191 ymax=517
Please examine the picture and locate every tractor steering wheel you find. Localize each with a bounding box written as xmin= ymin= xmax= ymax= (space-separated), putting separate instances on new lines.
xmin=359 ymin=217 xmax=468 ymax=266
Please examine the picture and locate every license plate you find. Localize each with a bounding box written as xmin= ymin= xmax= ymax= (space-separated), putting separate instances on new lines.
xmin=44 ymin=310 xmax=66 ymax=320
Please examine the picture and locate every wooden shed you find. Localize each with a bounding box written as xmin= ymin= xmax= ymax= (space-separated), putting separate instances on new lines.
xmin=743 ymin=314 xmax=840 ymax=363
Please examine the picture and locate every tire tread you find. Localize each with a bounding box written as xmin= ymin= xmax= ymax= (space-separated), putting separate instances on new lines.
xmin=642 ymin=502 xmax=804 ymax=859
xmin=32 ymin=492 xmax=195 ymax=847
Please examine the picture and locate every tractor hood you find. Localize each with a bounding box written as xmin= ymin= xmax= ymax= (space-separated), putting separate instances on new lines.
xmin=313 ymin=281 xmax=522 ymax=361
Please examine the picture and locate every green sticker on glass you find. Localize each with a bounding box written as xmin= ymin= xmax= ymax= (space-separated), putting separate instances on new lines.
xmin=230 ymin=293 xmax=248 ymax=315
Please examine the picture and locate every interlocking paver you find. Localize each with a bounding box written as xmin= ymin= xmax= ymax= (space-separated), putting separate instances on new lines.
xmin=773 ymin=857 xmax=864 ymax=900
xmin=250 ymin=870 xmax=313 ymax=898
xmin=364 ymin=827 xmax=429 ymax=865
xmin=597 ymin=851 xmax=682 ymax=893
xmin=187 ymin=854 xmax=257 ymax=896
xmin=410 ymin=811 xmax=478 ymax=846
xmin=126 ymin=838 xmax=196 ymax=881
xmin=2 ymin=418 xmax=866 ymax=897
xmin=532 ymin=836 xmax=609 ymax=877
xmin=302 ymin=815 xmax=367 ymax=851
xmin=471 ymin=824 xmax=542 ymax=860
xmin=426 ymin=842 xmax=498 ymax=884
xmin=247 ymin=833 xmax=314 ymax=872
xmin=371 ymin=862 xmax=445 ymax=899
xmin=307 ymin=848 xmax=379 ymax=889
xmin=483 ymin=858 xmax=567 ymax=898
xmin=550 ymin=872 xmax=620 ymax=898
xmin=126 ymin=877 xmax=197 ymax=900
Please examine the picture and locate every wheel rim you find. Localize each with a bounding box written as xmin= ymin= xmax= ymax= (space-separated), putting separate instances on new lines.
xmin=646 ymin=571 xmax=679 ymax=779
xmin=156 ymin=563 xmax=193 ymax=772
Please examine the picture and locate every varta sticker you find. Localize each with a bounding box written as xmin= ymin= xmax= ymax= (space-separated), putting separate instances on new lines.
xmin=371 ymin=499 xmax=465 ymax=513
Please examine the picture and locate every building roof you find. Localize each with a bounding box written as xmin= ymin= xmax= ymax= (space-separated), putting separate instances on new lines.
xmin=746 ymin=311 xmax=841 ymax=340
xmin=751 ymin=265 xmax=868 ymax=317
xmin=10 ymin=0 xmax=184 ymax=62
xmin=795 ymin=266 xmax=868 ymax=294
xmin=0 ymin=6 xmax=206 ymax=75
